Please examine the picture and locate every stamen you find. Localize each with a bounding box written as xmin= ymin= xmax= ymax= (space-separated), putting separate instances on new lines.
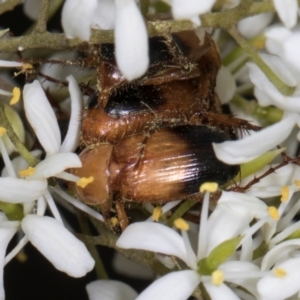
xmin=294 ymin=180 xmax=300 ymax=187
xmin=10 ymin=87 xmax=21 ymax=105
xmin=174 ymin=218 xmax=189 ymax=231
xmin=111 ymin=217 xmax=118 ymax=227
xmin=0 ymin=127 xmax=6 ymax=136
xmin=268 ymin=206 xmax=279 ymax=220
xmin=211 ymin=270 xmax=224 ymax=286
xmin=274 ymin=268 xmax=287 ymax=278
xmin=19 ymin=166 xmax=36 ymax=177
xmin=76 ymin=176 xmax=94 ymax=188
xmin=200 ymin=182 xmax=218 ymax=193
xmin=280 ymin=186 xmax=289 ymax=202
xmin=152 ymin=206 xmax=162 ymax=222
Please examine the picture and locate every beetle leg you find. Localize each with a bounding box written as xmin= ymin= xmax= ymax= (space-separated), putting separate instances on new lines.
xmin=116 ymin=201 xmax=129 ymax=232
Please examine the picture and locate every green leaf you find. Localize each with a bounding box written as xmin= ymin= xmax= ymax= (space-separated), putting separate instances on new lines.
xmin=198 ymin=236 xmax=243 ymax=275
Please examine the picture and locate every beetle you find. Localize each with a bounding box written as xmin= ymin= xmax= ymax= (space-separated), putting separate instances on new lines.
xmin=73 ymin=29 xmax=257 ymax=228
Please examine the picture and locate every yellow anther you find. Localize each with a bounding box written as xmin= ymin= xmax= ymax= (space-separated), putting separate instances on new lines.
xmin=200 ymin=182 xmax=218 ymax=193
xmin=76 ymin=176 xmax=94 ymax=188
xmin=16 ymin=251 xmax=28 ymax=263
xmin=19 ymin=166 xmax=36 ymax=177
xmin=211 ymin=270 xmax=224 ymax=286
xmin=268 ymin=206 xmax=279 ymax=221
xmin=174 ymin=218 xmax=189 ymax=231
xmin=281 ymin=186 xmax=289 ymax=202
xmin=274 ymin=268 xmax=287 ymax=278
xmin=253 ymin=38 xmax=266 ymax=50
xmin=110 ymin=217 xmax=119 ymax=227
xmin=294 ymin=180 xmax=300 ymax=188
xmin=0 ymin=127 xmax=6 ymax=136
xmin=152 ymin=206 xmax=162 ymax=222
xmin=22 ymin=63 xmax=33 ymax=70
xmin=10 ymin=87 xmax=21 ymax=105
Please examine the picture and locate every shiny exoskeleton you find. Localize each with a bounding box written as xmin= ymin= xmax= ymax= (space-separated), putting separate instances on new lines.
xmin=73 ymin=29 xmax=251 ymax=226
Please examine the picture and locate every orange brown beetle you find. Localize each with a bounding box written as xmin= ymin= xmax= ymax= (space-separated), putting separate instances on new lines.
xmin=72 ymin=29 xmax=257 ymax=227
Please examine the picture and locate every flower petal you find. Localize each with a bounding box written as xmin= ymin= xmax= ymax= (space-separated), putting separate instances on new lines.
xmin=273 ymin=0 xmax=298 ymax=29
xmin=0 ymin=177 xmax=47 ymax=203
xmin=92 ymin=0 xmax=115 ymax=30
xmin=213 ymin=113 xmax=298 ymax=164
xmin=116 ymin=222 xmax=190 ymax=265
xmin=115 ymin=0 xmax=149 ymax=80
xmin=136 ymin=270 xmax=200 ymax=300
xmin=23 ymin=80 xmax=61 ymax=155
xmin=21 ymin=215 xmax=95 ymax=277
xmin=171 ymin=0 xmax=215 ymax=25
xmin=61 ymin=0 xmax=97 ymax=40
xmin=29 ymin=152 xmax=82 ymax=180
xmin=203 ymin=282 xmax=240 ymax=300
xmin=237 ymin=13 xmax=274 ymax=39
xmin=0 ymin=224 xmax=18 ymax=300
xmin=215 ymin=66 xmax=236 ymax=104
xmin=86 ymin=280 xmax=138 ymax=300
xmin=258 ymin=257 xmax=300 ymax=300
xmin=60 ymin=76 xmax=83 ymax=153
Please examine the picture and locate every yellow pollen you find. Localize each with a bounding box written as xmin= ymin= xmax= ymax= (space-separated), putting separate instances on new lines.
xmin=211 ymin=270 xmax=224 ymax=286
xmin=10 ymin=87 xmax=21 ymax=105
xmin=110 ymin=217 xmax=119 ymax=227
xmin=294 ymin=180 xmax=300 ymax=188
xmin=174 ymin=218 xmax=189 ymax=231
xmin=152 ymin=206 xmax=162 ymax=222
xmin=274 ymin=268 xmax=287 ymax=278
xmin=76 ymin=176 xmax=94 ymax=188
xmin=200 ymin=182 xmax=218 ymax=193
xmin=0 ymin=127 xmax=6 ymax=136
xmin=268 ymin=206 xmax=279 ymax=220
xmin=281 ymin=186 xmax=289 ymax=202
xmin=16 ymin=251 xmax=28 ymax=263
xmin=19 ymin=166 xmax=36 ymax=177
xmin=22 ymin=63 xmax=33 ymax=70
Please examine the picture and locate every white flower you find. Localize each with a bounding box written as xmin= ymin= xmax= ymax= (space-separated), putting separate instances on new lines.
xmin=61 ymin=0 xmax=148 ymax=80
xmin=116 ymin=189 xmax=263 ymax=299
xmin=258 ymin=240 xmax=300 ymax=300
xmin=237 ymin=12 xmax=274 ymax=39
xmin=265 ymin=25 xmax=300 ymax=80
xmin=86 ymin=280 xmax=138 ymax=300
xmin=272 ymin=0 xmax=298 ymax=29
xmin=0 ymin=75 xmax=95 ymax=298
xmin=213 ymin=112 xmax=298 ymax=164
xmin=167 ymin=0 xmax=216 ymax=26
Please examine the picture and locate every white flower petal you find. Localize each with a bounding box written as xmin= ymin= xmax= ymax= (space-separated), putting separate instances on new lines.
xmin=203 ymin=282 xmax=240 ymax=300
xmin=29 ymin=152 xmax=82 ymax=180
xmin=273 ymin=0 xmax=298 ymax=28
xmin=215 ymin=66 xmax=236 ymax=104
xmin=171 ymin=0 xmax=215 ymax=24
xmin=261 ymin=239 xmax=300 ymax=271
xmin=213 ymin=113 xmax=298 ymax=164
xmin=116 ymin=222 xmax=190 ymax=265
xmin=86 ymin=280 xmax=137 ymax=300
xmin=0 ymin=60 xmax=23 ymax=68
xmin=61 ymin=0 xmax=97 ymax=40
xmin=206 ymin=204 xmax=251 ymax=255
xmin=21 ymin=215 xmax=95 ymax=277
xmin=237 ymin=12 xmax=274 ymax=39
xmin=258 ymin=257 xmax=300 ymax=300
xmin=60 ymin=76 xmax=83 ymax=153
xmin=136 ymin=270 xmax=200 ymax=300
xmin=23 ymin=80 xmax=61 ymax=155
xmin=0 ymin=225 xmax=18 ymax=300
xmin=92 ymin=0 xmax=115 ymax=30
xmin=0 ymin=177 xmax=47 ymax=203
xmin=115 ymin=0 xmax=149 ymax=80
xmin=23 ymin=0 xmax=42 ymax=20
